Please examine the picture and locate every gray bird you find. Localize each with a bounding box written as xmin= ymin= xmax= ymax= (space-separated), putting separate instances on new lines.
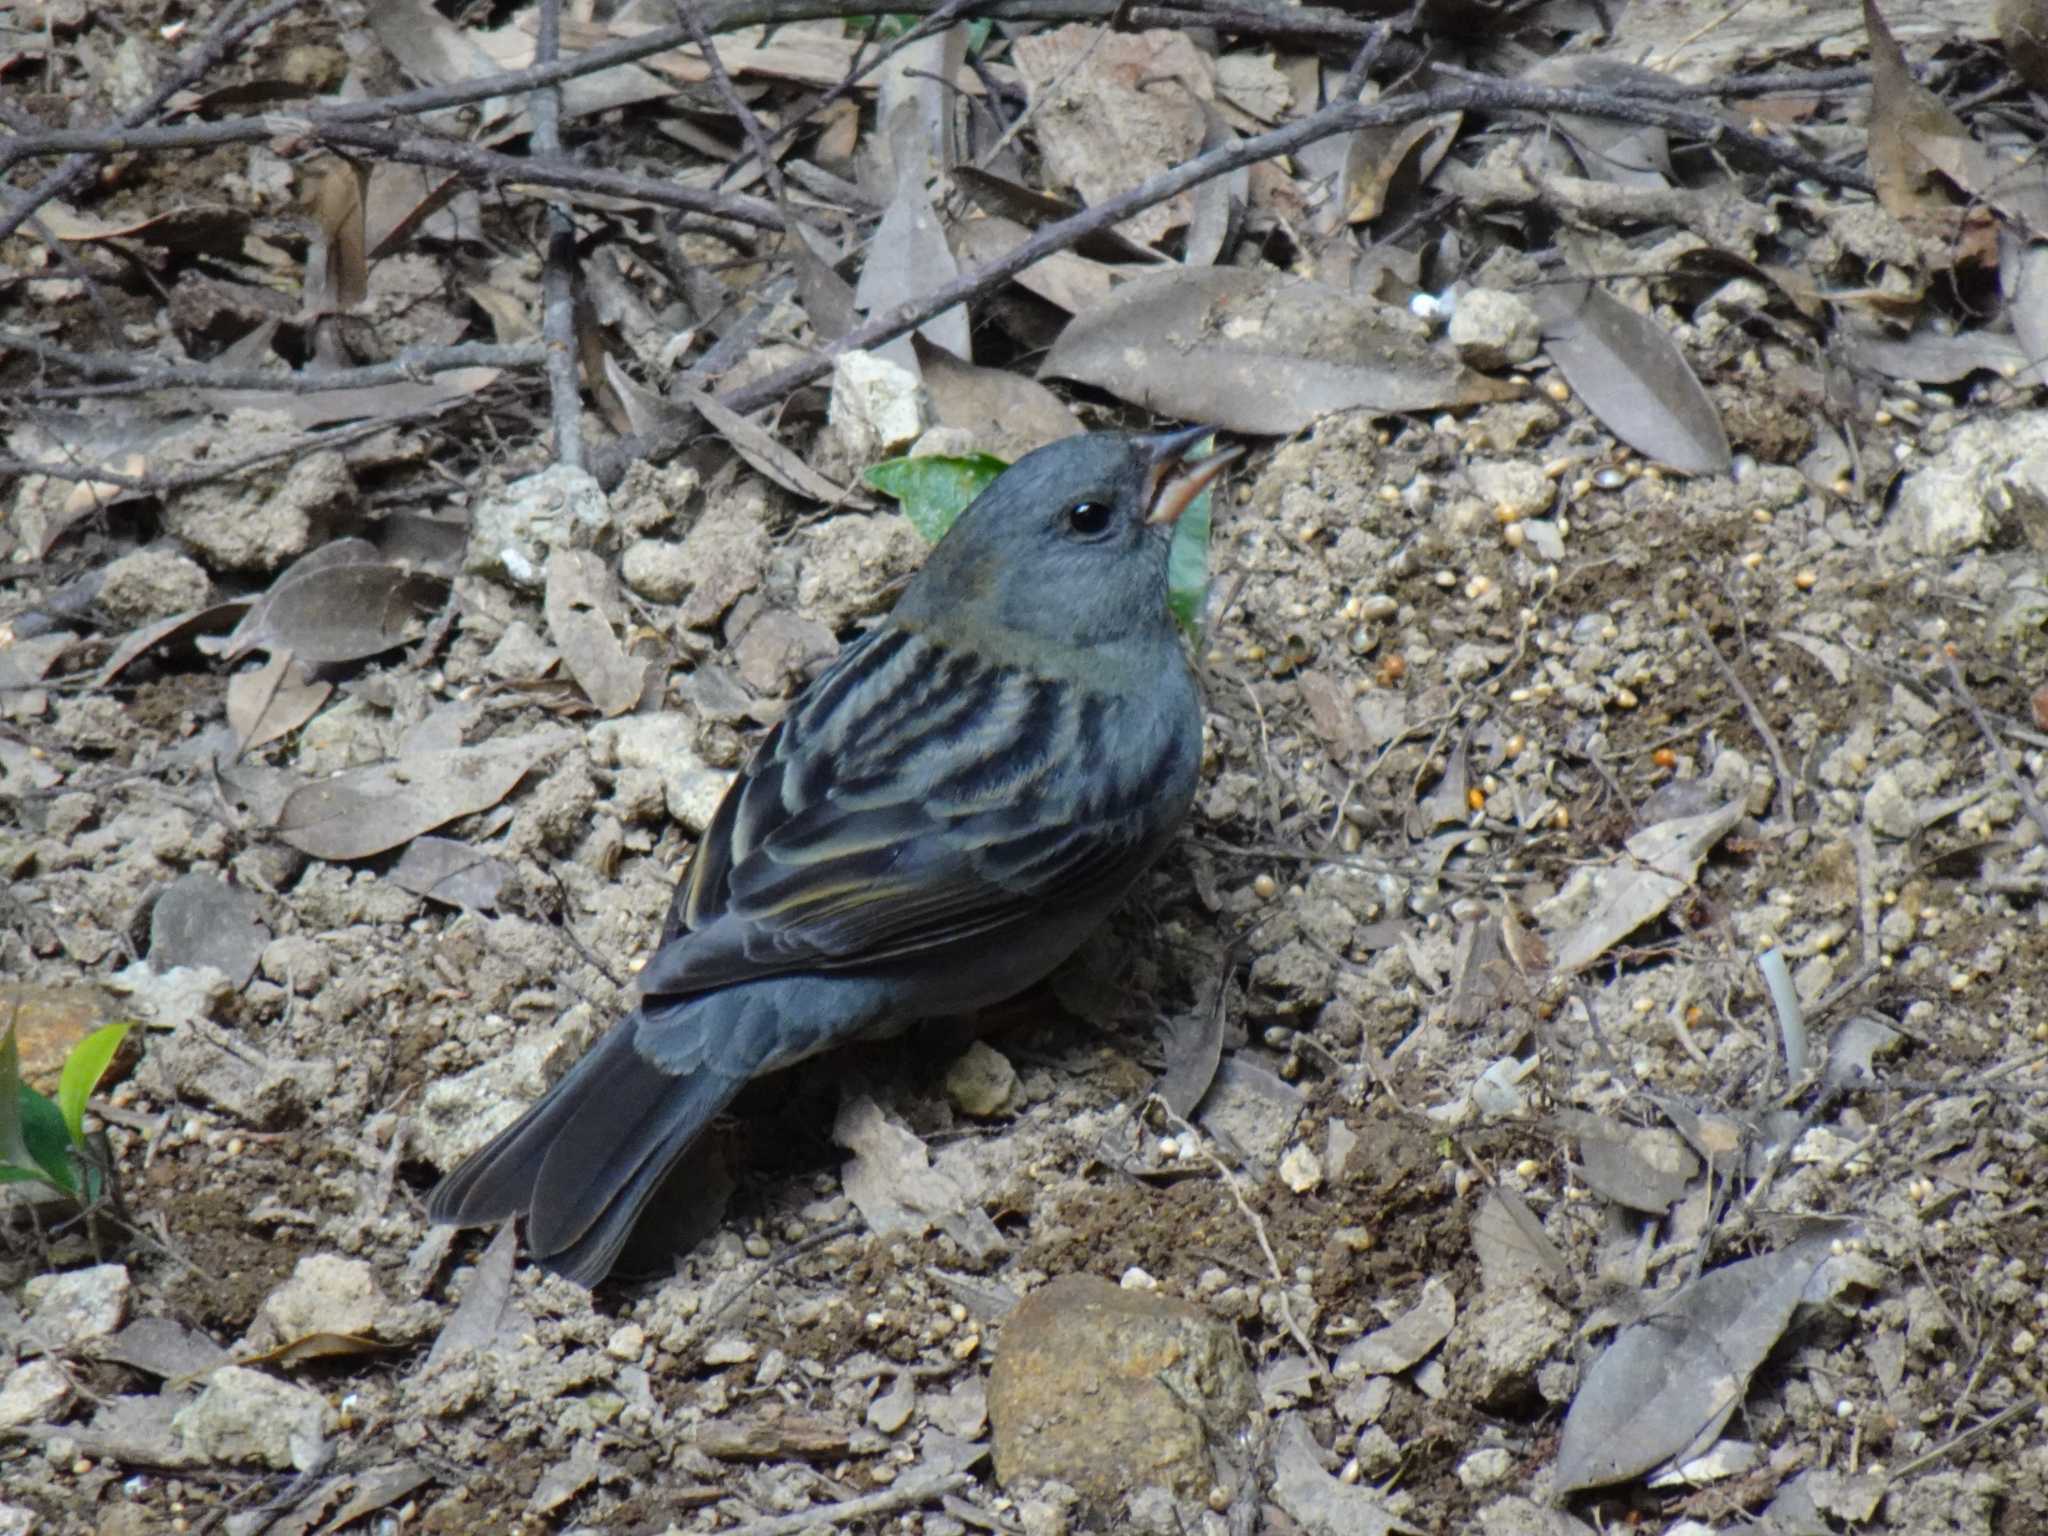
xmin=428 ymin=427 xmax=1239 ymax=1284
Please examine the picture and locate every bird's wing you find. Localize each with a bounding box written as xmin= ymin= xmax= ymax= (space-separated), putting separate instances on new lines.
xmin=640 ymin=626 xmax=1185 ymax=996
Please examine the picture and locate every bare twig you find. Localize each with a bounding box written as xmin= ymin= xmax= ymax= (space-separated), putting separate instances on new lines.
xmin=0 ymin=0 xmax=315 ymax=241
xmin=1156 ymin=1100 xmax=1327 ymax=1379
xmin=722 ymin=1472 xmax=975 ymax=1535
xmin=0 ymin=398 xmax=498 ymax=495
xmin=1 ymin=332 xmax=542 ymax=395
xmin=533 ymin=0 xmax=584 ymax=469
xmin=1691 ymin=618 xmax=1797 ymax=825
xmin=676 ymin=0 xmax=791 ymax=207
xmin=1887 ymin=1397 xmax=2041 ymax=1481
xmin=1942 ymin=654 xmax=2048 ymax=852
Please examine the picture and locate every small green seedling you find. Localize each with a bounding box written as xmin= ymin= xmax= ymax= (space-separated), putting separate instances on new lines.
xmin=0 ymin=1018 xmax=130 ymax=1204
xmin=864 ymin=446 xmax=1220 ymax=642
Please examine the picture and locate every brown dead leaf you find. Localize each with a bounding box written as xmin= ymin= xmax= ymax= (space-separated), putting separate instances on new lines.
xmin=214 ymin=545 xmax=444 ymax=665
xmin=1042 ymin=266 xmax=1522 ymax=434
xmin=914 ymin=335 xmax=1081 ymax=459
xmin=1864 ymin=0 xmax=1986 ymax=252
xmin=305 ymin=156 xmax=369 ymax=311
xmin=1011 ymin=26 xmax=1213 ymax=247
xmin=1345 ymin=109 xmax=1462 ymax=225
xmin=273 ymin=730 xmax=574 ymax=861
xmin=950 ymin=214 xmax=1119 ymax=316
xmin=40 ymin=202 xmax=246 ymax=255
xmin=227 ymin=651 xmax=333 ymax=756
xmin=1529 ymin=281 xmax=1731 ymax=475
xmin=543 ymin=548 xmax=652 ymax=719
xmin=950 ymin=167 xmax=1163 ymax=265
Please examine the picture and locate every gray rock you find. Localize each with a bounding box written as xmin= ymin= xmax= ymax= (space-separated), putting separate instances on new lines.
xmin=247 ymin=1255 xmax=386 ymax=1351
xmin=172 ymin=1365 xmax=329 ymax=1471
xmin=1445 ymin=1287 xmax=1571 ymax=1407
xmin=620 ymin=537 xmax=692 ymax=602
xmin=24 ymin=1263 xmax=130 ymax=1348
xmin=829 ymin=348 xmax=932 ymax=460
xmin=989 ymin=1274 xmax=1254 ymax=1510
xmin=466 ymin=465 xmax=611 ymax=587
xmin=942 ymin=1041 xmax=1018 ymax=1117
xmin=798 ymin=512 xmax=925 ymax=631
xmin=482 ymin=618 xmax=560 ymax=682
xmin=1864 ymin=767 xmax=1921 ymax=839
xmin=127 ymin=974 xmax=337 ymax=1129
xmin=653 ymin=498 xmax=774 ymax=629
xmin=96 ymin=547 xmax=211 ymax=624
xmin=732 ymin=607 xmax=837 ymax=695
xmin=587 ymin=714 xmax=734 ymax=834
xmin=164 ymin=447 xmax=350 ymax=572
xmin=1449 ymin=288 xmax=1543 ymax=369
xmin=0 ymin=1361 xmax=71 ymax=1430
xmin=1468 ymin=459 xmax=1553 ymax=521
xmin=1891 ymin=413 xmax=2048 ymax=557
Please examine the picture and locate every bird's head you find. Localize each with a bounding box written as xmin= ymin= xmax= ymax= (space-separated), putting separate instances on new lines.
xmin=894 ymin=428 xmax=1240 ymax=656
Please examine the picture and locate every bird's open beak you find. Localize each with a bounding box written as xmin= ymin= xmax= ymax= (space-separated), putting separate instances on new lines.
xmin=1141 ymin=426 xmax=1242 ymax=527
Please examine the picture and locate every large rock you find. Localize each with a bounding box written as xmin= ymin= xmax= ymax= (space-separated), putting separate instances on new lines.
xmin=989 ymin=1274 xmax=1255 ymax=1510
xmin=1890 ymin=413 xmax=2048 ymax=557
xmin=172 ymin=1365 xmax=330 ymax=1471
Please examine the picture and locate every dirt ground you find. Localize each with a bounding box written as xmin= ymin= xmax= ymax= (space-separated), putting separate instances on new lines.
xmin=7 ymin=2 xmax=2048 ymax=1535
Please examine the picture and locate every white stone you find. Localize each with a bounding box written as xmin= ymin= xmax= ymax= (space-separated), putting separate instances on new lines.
xmin=24 ymin=1263 xmax=130 ymax=1347
xmin=0 ymin=1361 xmax=71 ymax=1430
xmin=173 ymin=1366 xmax=330 ymax=1471
xmin=1279 ymin=1143 xmax=1324 ymax=1194
xmin=466 ymin=465 xmax=611 ymax=586
xmin=828 ymin=349 xmax=931 ymax=461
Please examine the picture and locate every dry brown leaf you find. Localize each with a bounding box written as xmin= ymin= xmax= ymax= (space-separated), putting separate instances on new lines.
xmin=682 ymin=387 xmax=863 ymax=507
xmin=227 ymin=651 xmax=333 ymax=756
xmin=1345 ymin=110 xmax=1462 ymax=225
xmin=273 ymin=730 xmax=574 ymax=861
xmin=1529 ymin=281 xmax=1731 ymax=476
xmin=1011 ymin=26 xmax=1214 ymax=247
xmin=1041 ymin=266 xmax=1523 ymax=434
xmin=950 ymin=167 xmax=1163 ymax=265
xmin=1522 ymin=58 xmax=1677 ymax=189
xmin=950 ymin=215 xmax=1118 ymax=316
xmin=215 ymin=548 xmax=443 ymax=665
xmin=1864 ymin=0 xmax=1984 ymax=251
xmin=305 ymin=156 xmax=369 ymax=311
xmin=41 ymin=202 xmax=245 ymax=254
xmin=543 ymin=548 xmax=652 ymax=719
xmin=914 ymin=335 xmax=1081 ymax=459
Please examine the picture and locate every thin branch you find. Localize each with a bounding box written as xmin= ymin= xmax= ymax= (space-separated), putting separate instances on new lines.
xmin=533 ymin=0 xmax=584 ymax=469
xmin=0 ymin=333 xmax=543 ymax=395
xmin=0 ymin=398 xmax=502 ymax=496
xmin=1943 ymin=654 xmax=2048 ymax=852
xmin=1691 ymin=618 xmax=1798 ymax=825
xmin=0 ymin=0 xmax=316 ymax=241
xmin=721 ymin=1472 xmax=975 ymax=1536
xmin=1 ymin=116 xmax=790 ymax=230
xmin=676 ymin=0 xmax=791 ymax=207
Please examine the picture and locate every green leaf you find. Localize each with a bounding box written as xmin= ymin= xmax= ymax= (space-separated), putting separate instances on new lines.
xmin=19 ymin=1086 xmax=77 ymax=1194
xmin=1165 ymin=437 xmax=1220 ymax=644
xmin=58 ymin=1021 xmax=130 ymax=1149
xmin=0 ymin=1021 xmax=36 ymax=1174
xmin=1 ymin=1023 xmax=79 ymax=1194
xmin=864 ymin=453 xmax=1009 ymax=542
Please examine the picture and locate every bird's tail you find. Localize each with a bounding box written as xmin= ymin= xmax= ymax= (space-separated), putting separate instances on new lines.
xmin=426 ymin=1008 xmax=743 ymax=1287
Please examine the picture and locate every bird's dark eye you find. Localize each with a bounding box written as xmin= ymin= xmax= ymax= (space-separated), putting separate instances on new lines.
xmin=1065 ymin=500 xmax=1115 ymax=538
